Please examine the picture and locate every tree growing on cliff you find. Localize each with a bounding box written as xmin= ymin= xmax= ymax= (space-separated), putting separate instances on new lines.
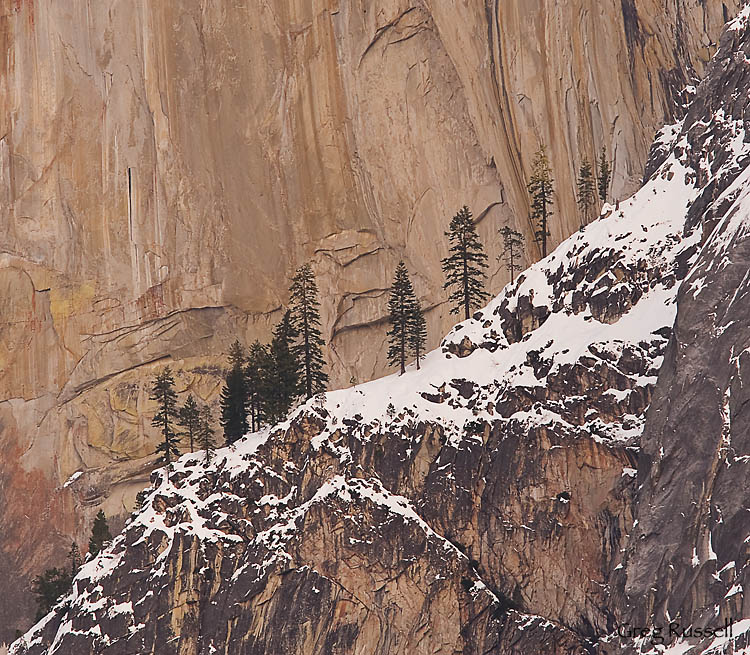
xmin=598 ymin=146 xmax=612 ymax=203
xmin=498 ymin=225 xmax=524 ymax=284
xmin=442 ymin=205 xmax=489 ymax=320
xmin=528 ymin=146 xmax=555 ymax=258
xmin=388 ymin=261 xmax=419 ymax=375
xmin=248 ymin=342 xmax=277 ymax=429
xmin=30 ymin=542 xmax=84 ymax=621
xmin=576 ymin=159 xmax=596 ymax=228
xmin=177 ymin=394 xmax=200 ymax=452
xmin=32 ymin=568 xmax=72 ymax=621
xmin=151 ymin=367 xmax=181 ymax=478
xmin=408 ymin=295 xmax=427 ymax=371
xmin=199 ymin=405 xmax=217 ymax=465
xmin=289 ymin=263 xmax=329 ymax=399
xmin=88 ymin=509 xmax=112 ymax=558
xmin=264 ymin=310 xmax=301 ymax=423
xmin=220 ymin=340 xmax=249 ymax=445
xmin=245 ymin=340 xmax=267 ymax=431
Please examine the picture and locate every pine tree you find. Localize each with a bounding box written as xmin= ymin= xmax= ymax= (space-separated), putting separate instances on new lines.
xmin=198 ymin=405 xmax=217 ymax=466
xmin=265 ymin=310 xmax=301 ymax=422
xmin=598 ymin=146 xmax=611 ymax=203
xmin=68 ymin=542 xmax=82 ymax=578
xmin=88 ymin=509 xmax=112 ymax=558
xmin=177 ymin=394 xmax=200 ymax=452
xmin=441 ymin=205 xmax=489 ymax=319
xmin=408 ymin=296 xmax=427 ymax=370
xmin=227 ymin=339 xmax=244 ymax=369
xmin=498 ymin=225 xmax=525 ymax=284
xmin=220 ymin=340 xmax=249 ymax=445
xmin=245 ymin=340 xmax=268 ymax=431
xmin=528 ymin=146 xmax=555 ymax=258
xmin=245 ymin=355 xmax=258 ymax=433
xmin=576 ymin=159 xmax=596 ymax=228
xmin=150 ymin=367 xmax=180 ymax=478
xmin=256 ymin=342 xmax=277 ymax=425
xmin=32 ymin=568 xmax=72 ymax=621
xmin=289 ymin=263 xmax=329 ymax=399
xmin=387 ymin=261 xmax=419 ymax=375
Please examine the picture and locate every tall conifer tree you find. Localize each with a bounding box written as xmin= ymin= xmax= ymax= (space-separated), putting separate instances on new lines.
xmin=177 ymin=394 xmax=200 ymax=452
xmin=199 ymin=405 xmax=217 ymax=466
xmin=256 ymin=341 xmax=276 ymax=425
xmin=265 ymin=310 xmax=301 ymax=422
xmin=88 ymin=510 xmax=112 ymax=558
xmin=150 ymin=367 xmax=180 ymax=478
xmin=220 ymin=340 xmax=249 ymax=445
xmin=289 ymin=264 xmax=328 ymax=399
xmin=576 ymin=159 xmax=596 ymax=228
xmin=499 ymin=225 xmax=524 ymax=285
xmin=441 ymin=205 xmax=489 ymax=319
xmin=408 ymin=296 xmax=427 ymax=371
xmin=387 ymin=261 xmax=419 ymax=375
xmin=528 ymin=146 xmax=555 ymax=258
xmin=598 ymin=146 xmax=612 ymax=203
xmin=32 ymin=568 xmax=72 ymax=621
xmin=245 ymin=340 xmax=266 ymax=431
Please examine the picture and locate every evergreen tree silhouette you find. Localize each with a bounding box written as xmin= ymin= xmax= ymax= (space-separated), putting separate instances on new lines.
xmin=265 ymin=310 xmax=301 ymax=422
xmin=598 ymin=146 xmax=612 ymax=203
xmin=528 ymin=145 xmax=555 ymax=258
xmin=498 ymin=225 xmax=524 ymax=284
xmin=88 ymin=509 xmax=112 ymax=558
xmin=441 ymin=205 xmax=489 ymax=319
xmin=177 ymin=394 xmax=200 ymax=452
xmin=408 ymin=295 xmax=427 ymax=371
xmin=577 ymin=159 xmax=596 ymax=228
xmin=388 ymin=261 xmax=419 ymax=375
xmin=220 ymin=340 xmax=248 ymax=445
xmin=199 ymin=404 xmax=217 ymax=466
xmin=290 ymin=264 xmax=328 ymax=399
xmin=245 ymin=340 xmax=267 ymax=431
xmin=150 ymin=367 xmax=180 ymax=478
xmin=32 ymin=568 xmax=71 ymax=621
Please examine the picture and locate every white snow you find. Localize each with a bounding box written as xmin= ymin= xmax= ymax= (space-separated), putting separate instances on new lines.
xmin=62 ymin=471 xmax=83 ymax=488
xmin=15 ymin=38 xmax=749 ymax=653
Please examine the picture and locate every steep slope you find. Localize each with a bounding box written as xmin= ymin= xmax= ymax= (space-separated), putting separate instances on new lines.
xmin=0 ymin=0 xmax=740 ymax=641
xmin=0 ymin=0 xmax=741 ymax=644
xmin=606 ymin=7 xmax=750 ymax=654
xmin=10 ymin=70 xmax=717 ymax=652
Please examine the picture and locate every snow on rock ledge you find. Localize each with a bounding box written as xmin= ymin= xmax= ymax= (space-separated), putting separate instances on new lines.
xmin=14 ymin=24 xmax=747 ymax=654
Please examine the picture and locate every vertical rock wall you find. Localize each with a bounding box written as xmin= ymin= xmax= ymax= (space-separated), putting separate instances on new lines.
xmin=0 ymin=0 xmax=739 ymax=641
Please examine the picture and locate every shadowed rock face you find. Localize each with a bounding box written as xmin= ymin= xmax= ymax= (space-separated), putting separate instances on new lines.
xmin=11 ymin=43 xmax=722 ymax=649
xmin=608 ymin=10 xmax=750 ymax=652
xmin=0 ymin=0 xmax=740 ymax=642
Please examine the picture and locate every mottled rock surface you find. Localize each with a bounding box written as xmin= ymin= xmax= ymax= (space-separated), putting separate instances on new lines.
xmin=10 ymin=51 xmax=721 ymax=649
xmin=607 ymin=8 xmax=750 ymax=654
xmin=0 ymin=0 xmax=741 ymax=643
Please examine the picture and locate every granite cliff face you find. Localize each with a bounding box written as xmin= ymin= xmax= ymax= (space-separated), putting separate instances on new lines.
xmin=0 ymin=0 xmax=741 ymax=644
xmin=17 ymin=16 xmax=750 ymax=644
xmin=608 ymin=9 xmax=750 ymax=653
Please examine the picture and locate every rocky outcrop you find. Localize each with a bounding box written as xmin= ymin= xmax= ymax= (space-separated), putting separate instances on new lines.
xmin=11 ymin=63 xmax=714 ymax=650
xmin=608 ymin=8 xmax=750 ymax=653
xmin=0 ymin=0 xmax=741 ymax=642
